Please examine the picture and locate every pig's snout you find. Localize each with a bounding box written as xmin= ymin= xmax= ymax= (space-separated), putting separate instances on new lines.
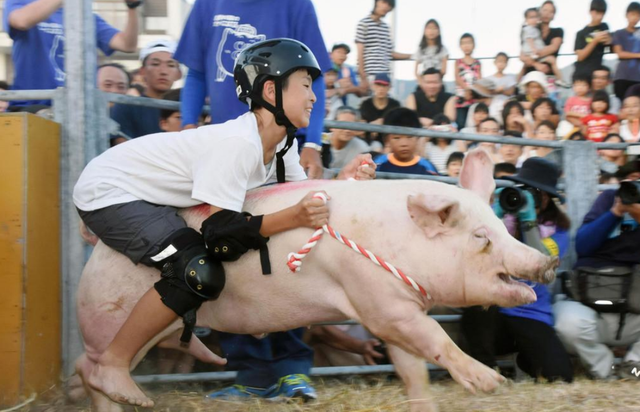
xmin=536 ymin=256 xmax=559 ymax=284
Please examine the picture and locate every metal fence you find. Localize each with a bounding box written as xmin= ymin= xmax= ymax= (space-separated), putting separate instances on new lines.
xmin=4 ymin=84 xmax=638 ymax=380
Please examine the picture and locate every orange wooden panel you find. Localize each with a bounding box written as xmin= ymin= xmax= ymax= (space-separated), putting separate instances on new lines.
xmin=0 ymin=115 xmax=26 ymax=404
xmin=0 ymin=114 xmax=61 ymax=406
xmin=23 ymin=114 xmax=61 ymax=395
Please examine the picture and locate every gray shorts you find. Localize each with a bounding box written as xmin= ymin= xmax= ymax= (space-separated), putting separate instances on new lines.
xmin=77 ymin=201 xmax=187 ymax=266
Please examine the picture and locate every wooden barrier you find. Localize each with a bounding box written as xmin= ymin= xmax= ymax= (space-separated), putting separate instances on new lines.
xmin=0 ymin=113 xmax=61 ymax=406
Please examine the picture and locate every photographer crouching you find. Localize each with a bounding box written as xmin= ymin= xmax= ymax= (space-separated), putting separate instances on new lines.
xmin=554 ymin=160 xmax=640 ymax=380
xmin=461 ymin=158 xmax=573 ymax=383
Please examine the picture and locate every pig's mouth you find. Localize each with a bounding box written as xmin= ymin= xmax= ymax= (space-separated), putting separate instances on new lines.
xmin=497 ymin=272 xmax=537 ymax=304
xmin=498 ymin=272 xmax=524 ymax=284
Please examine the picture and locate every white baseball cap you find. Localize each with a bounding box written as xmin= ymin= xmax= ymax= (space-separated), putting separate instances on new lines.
xmin=140 ymin=39 xmax=177 ymax=62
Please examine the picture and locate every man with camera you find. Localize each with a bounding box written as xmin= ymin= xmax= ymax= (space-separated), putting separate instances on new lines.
xmin=554 ymin=160 xmax=640 ymax=380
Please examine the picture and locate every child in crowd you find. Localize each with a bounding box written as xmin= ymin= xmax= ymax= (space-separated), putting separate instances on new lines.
xmin=359 ymin=73 xmax=401 ymax=151
xmin=582 ymin=90 xmax=620 ymax=142
xmin=528 ymin=120 xmax=557 ymax=159
xmin=460 ymin=102 xmax=489 ymax=134
xmin=574 ymin=0 xmax=612 ymax=78
xmin=454 ymin=33 xmax=481 ymax=129
xmin=503 ymin=100 xmax=533 ymax=137
xmin=520 ymin=8 xmax=566 ymax=86
xmin=414 ymin=19 xmax=448 ymax=79
xmin=159 ymin=89 xmax=183 ymax=133
xmin=530 ymin=97 xmax=559 ymax=129
xmin=620 ymin=95 xmax=640 ymax=142
xmin=486 ymin=52 xmax=517 ymax=119
xmin=425 ymin=114 xmax=458 ymax=174
xmin=375 ymin=108 xmax=438 ymax=175
xmin=564 ymin=73 xmax=593 ymax=128
xmin=445 ymin=151 xmax=464 ymax=177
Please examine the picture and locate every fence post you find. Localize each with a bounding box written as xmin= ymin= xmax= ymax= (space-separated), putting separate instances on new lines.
xmin=561 ymin=140 xmax=599 ymax=270
xmin=61 ymin=0 xmax=98 ymax=376
xmin=96 ymin=91 xmax=111 ymax=154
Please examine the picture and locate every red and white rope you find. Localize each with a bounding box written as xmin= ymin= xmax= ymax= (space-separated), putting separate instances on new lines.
xmin=287 ymin=192 xmax=431 ymax=300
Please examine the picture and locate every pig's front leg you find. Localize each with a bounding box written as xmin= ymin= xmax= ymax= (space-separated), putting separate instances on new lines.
xmin=387 ymin=344 xmax=437 ymax=412
xmin=380 ymin=313 xmax=505 ymax=395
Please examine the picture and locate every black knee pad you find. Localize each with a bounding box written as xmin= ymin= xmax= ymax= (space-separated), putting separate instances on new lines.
xmin=154 ymin=242 xmax=226 ymax=313
xmin=152 ymin=228 xmax=226 ymax=344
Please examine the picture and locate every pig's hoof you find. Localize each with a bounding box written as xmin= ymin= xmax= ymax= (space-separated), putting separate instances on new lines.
xmin=88 ymin=364 xmax=154 ymax=408
xmin=451 ymin=359 xmax=506 ymax=394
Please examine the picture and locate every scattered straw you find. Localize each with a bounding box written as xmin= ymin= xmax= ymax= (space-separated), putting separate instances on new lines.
xmin=9 ymin=376 xmax=640 ymax=412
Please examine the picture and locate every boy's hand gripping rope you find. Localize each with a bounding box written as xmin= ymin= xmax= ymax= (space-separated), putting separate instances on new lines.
xmin=286 ymin=192 xmax=431 ymax=300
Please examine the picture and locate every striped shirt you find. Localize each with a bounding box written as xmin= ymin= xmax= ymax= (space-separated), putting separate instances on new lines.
xmin=355 ymin=16 xmax=393 ymax=75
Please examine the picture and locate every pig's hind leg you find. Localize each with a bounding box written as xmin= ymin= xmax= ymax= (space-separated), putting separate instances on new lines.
xmin=155 ymin=327 xmax=225 ymax=365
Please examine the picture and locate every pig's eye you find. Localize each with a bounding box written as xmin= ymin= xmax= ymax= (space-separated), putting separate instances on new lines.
xmin=473 ymin=228 xmax=488 ymax=240
xmin=473 ymin=229 xmax=491 ymax=252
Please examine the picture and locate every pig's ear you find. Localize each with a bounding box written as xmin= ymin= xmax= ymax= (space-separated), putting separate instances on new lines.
xmin=458 ymin=148 xmax=496 ymax=204
xmin=407 ymin=193 xmax=460 ymax=238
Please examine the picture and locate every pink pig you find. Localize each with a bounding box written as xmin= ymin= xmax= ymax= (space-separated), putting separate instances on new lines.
xmin=75 ymin=150 xmax=558 ymax=412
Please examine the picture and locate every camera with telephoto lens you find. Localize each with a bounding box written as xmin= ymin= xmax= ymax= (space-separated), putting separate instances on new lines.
xmin=617 ymin=181 xmax=640 ymax=205
xmin=499 ymin=185 xmax=542 ymax=213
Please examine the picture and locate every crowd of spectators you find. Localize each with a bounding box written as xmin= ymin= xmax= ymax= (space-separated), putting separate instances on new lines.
xmin=3 ymin=0 xmax=640 ymax=393
xmin=321 ymin=0 xmax=640 ymax=186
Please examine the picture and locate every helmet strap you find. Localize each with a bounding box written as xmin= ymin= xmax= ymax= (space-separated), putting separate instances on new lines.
xmin=252 ymin=77 xmax=298 ymax=184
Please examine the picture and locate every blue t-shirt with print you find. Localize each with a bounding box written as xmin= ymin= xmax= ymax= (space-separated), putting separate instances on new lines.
xmin=3 ymin=0 xmax=119 ymax=106
xmin=174 ymin=0 xmax=331 ymax=127
xmin=499 ymin=227 xmax=569 ymax=327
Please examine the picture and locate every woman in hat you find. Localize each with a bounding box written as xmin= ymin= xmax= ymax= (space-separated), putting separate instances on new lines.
xmin=516 ymin=71 xmax=549 ymax=112
xmin=461 ymin=157 xmax=573 ymax=383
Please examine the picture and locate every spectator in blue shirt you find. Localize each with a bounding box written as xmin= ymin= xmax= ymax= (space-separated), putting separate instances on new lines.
xmin=3 ymin=0 xmax=140 ymax=107
xmin=554 ymin=160 xmax=640 ymax=379
xmin=174 ymin=0 xmax=331 ymax=180
xmin=375 ymin=108 xmax=438 ymax=175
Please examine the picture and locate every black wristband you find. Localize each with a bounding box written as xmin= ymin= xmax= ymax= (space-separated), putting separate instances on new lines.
xmin=126 ymin=0 xmax=143 ymax=9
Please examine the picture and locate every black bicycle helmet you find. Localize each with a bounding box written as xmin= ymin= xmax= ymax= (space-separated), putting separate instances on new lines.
xmin=234 ymin=38 xmax=322 ymax=183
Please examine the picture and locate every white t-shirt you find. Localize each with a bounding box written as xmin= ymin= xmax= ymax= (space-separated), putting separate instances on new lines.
xmin=73 ymin=112 xmax=306 ymax=212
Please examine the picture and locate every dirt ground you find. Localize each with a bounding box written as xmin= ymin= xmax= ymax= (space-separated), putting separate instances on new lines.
xmin=10 ymin=374 xmax=640 ymax=412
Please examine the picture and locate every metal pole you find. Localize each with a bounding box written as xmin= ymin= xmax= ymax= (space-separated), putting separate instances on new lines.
xmin=134 ymin=361 xmax=516 ymax=385
xmin=61 ymin=0 xmax=97 ymax=376
xmin=561 ymin=140 xmax=599 ymax=270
